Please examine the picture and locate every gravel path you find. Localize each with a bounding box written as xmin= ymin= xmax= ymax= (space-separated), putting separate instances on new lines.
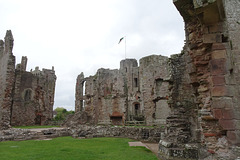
xmin=129 ymin=141 xmax=159 ymax=156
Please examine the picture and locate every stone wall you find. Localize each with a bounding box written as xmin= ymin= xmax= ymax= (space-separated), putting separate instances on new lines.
xmin=74 ymin=55 xmax=172 ymax=126
xmin=222 ymin=0 xmax=240 ymax=146
xmin=157 ymin=0 xmax=240 ymax=159
xmin=139 ymin=55 xmax=171 ymax=125
xmin=71 ymin=125 xmax=163 ymax=143
xmin=0 ymin=30 xmax=15 ymax=129
xmin=0 ymin=128 xmax=70 ymax=141
xmin=0 ymin=30 xmax=56 ymax=128
xmin=11 ymin=64 xmax=56 ymax=126
xmin=0 ymin=125 xmax=163 ymax=143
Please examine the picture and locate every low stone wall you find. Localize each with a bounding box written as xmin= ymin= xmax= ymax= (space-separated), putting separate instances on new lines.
xmin=0 ymin=125 xmax=163 ymax=143
xmin=71 ymin=125 xmax=164 ymax=143
xmin=0 ymin=128 xmax=71 ymax=141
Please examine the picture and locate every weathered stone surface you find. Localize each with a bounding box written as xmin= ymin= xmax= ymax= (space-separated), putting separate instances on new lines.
xmin=227 ymin=131 xmax=240 ymax=145
xmin=210 ymin=59 xmax=227 ymax=75
xmin=0 ymin=31 xmax=56 ymax=128
xmin=211 ymin=75 xmax=225 ymax=86
xmin=70 ymin=125 xmax=163 ymax=143
xmin=164 ymin=0 xmax=240 ymax=159
xmin=211 ymin=50 xmax=227 ymax=59
xmin=0 ymin=30 xmax=15 ymax=129
xmin=74 ymin=55 xmax=171 ymax=126
xmin=219 ymin=119 xmax=237 ymax=130
xmin=203 ymin=33 xmax=222 ymax=44
xmin=211 ymin=86 xmax=228 ymax=97
xmin=212 ymin=97 xmax=233 ymax=109
xmin=0 ymin=128 xmax=70 ymax=142
xmin=11 ymin=64 xmax=56 ymax=126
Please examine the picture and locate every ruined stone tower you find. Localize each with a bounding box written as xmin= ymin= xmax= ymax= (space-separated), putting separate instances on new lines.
xmin=0 ymin=30 xmax=15 ymax=129
xmin=74 ymin=55 xmax=172 ymax=126
xmin=11 ymin=63 xmax=56 ymax=126
xmin=0 ymin=30 xmax=56 ymax=128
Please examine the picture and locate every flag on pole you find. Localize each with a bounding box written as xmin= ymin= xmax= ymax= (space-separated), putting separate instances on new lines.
xmin=118 ymin=37 xmax=124 ymax=44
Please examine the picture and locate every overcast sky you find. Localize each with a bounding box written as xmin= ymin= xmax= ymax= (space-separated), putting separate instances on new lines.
xmin=0 ymin=0 xmax=185 ymax=111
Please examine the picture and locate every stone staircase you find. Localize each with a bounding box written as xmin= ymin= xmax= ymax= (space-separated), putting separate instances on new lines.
xmin=158 ymin=107 xmax=199 ymax=159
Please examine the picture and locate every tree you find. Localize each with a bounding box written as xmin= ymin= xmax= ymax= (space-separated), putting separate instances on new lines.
xmin=53 ymin=107 xmax=75 ymax=121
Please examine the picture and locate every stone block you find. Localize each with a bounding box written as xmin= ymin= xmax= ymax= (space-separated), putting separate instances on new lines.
xmin=219 ymin=119 xmax=236 ymax=130
xmin=222 ymin=108 xmax=235 ymax=120
xmin=227 ymin=131 xmax=240 ymax=145
xmin=203 ymin=33 xmax=222 ymax=44
xmin=235 ymin=120 xmax=240 ymax=130
xmin=225 ymin=74 xmax=236 ymax=85
xmin=211 ymin=75 xmax=225 ymax=86
xmin=208 ymin=23 xmax=224 ymax=33
xmin=203 ymin=133 xmax=217 ymax=137
xmin=211 ymin=43 xmax=228 ymax=51
xmin=211 ymin=86 xmax=227 ymax=97
xmin=203 ymin=26 xmax=209 ymax=34
xmin=212 ymin=97 xmax=233 ymax=109
xmin=210 ymin=59 xmax=227 ymax=75
xmin=232 ymin=107 xmax=240 ymax=120
xmin=187 ymin=63 xmax=196 ymax=74
xmin=213 ymin=109 xmax=223 ymax=119
xmin=198 ymin=85 xmax=209 ymax=92
xmin=211 ymin=50 xmax=227 ymax=59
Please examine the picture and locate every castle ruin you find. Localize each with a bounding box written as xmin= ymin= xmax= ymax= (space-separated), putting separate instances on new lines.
xmin=1 ymin=0 xmax=240 ymax=159
xmin=0 ymin=30 xmax=56 ymax=128
xmin=73 ymin=0 xmax=240 ymax=159
xmin=75 ymin=55 xmax=171 ymax=126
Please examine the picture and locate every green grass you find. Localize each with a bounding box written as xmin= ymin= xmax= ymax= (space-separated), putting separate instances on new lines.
xmin=13 ymin=125 xmax=60 ymax=129
xmin=0 ymin=137 xmax=157 ymax=160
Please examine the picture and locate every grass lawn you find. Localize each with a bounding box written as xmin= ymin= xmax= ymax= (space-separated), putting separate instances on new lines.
xmin=13 ymin=125 xmax=60 ymax=129
xmin=0 ymin=137 xmax=158 ymax=160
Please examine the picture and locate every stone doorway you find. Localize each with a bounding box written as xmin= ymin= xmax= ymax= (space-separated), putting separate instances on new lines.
xmin=35 ymin=112 xmax=43 ymax=125
xmin=110 ymin=117 xmax=123 ymax=126
xmin=110 ymin=112 xmax=123 ymax=126
xmin=35 ymin=115 xmax=41 ymax=125
xmin=134 ymin=103 xmax=140 ymax=116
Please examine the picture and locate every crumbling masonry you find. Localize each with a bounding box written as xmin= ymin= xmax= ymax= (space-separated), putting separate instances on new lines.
xmin=0 ymin=0 xmax=240 ymax=159
xmin=74 ymin=0 xmax=240 ymax=159
xmin=75 ymin=56 xmax=171 ymax=126
xmin=0 ymin=30 xmax=56 ymax=128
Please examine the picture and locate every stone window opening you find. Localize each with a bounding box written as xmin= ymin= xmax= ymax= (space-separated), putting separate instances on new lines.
xmin=155 ymin=78 xmax=163 ymax=96
xmin=82 ymin=81 xmax=86 ymax=96
xmin=24 ymin=89 xmax=32 ymax=101
xmin=134 ymin=78 xmax=138 ymax=88
xmin=82 ymin=81 xmax=86 ymax=108
xmin=134 ymin=103 xmax=140 ymax=116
